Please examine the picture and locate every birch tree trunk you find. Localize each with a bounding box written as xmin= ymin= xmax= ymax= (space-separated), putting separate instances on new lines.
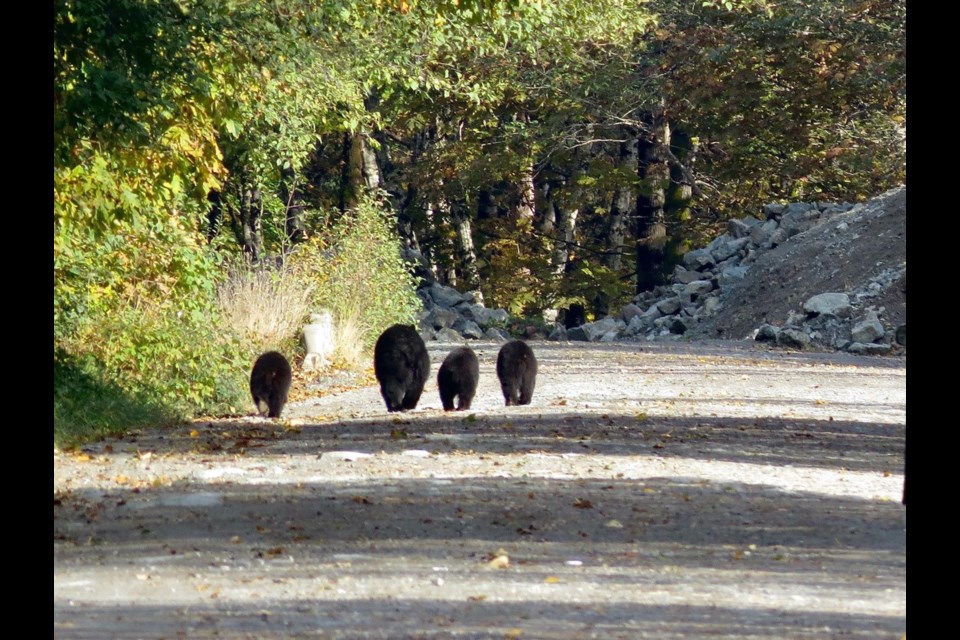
xmin=511 ymin=163 xmax=536 ymax=221
xmin=450 ymin=201 xmax=482 ymax=300
xmin=340 ymin=132 xmax=382 ymax=211
xmin=604 ymin=135 xmax=639 ymax=272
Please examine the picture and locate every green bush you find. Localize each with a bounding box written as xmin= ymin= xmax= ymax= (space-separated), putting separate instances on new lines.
xmin=54 ymin=213 xmax=254 ymax=447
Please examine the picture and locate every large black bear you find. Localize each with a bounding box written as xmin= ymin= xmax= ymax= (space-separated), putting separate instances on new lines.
xmin=250 ymin=351 xmax=293 ymax=418
xmin=374 ymin=324 xmax=430 ymax=412
xmin=496 ymin=340 xmax=537 ymax=406
xmin=437 ymin=347 xmax=480 ymax=411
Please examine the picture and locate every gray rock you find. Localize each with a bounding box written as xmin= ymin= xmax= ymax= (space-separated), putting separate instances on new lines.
xmin=416 ymin=288 xmax=435 ymax=310
xmin=599 ymin=328 xmax=622 ymax=342
xmin=803 ymin=293 xmax=852 ymax=318
xmin=711 ymin=237 xmax=750 ymax=262
xmin=683 ymin=280 xmax=715 ymax=297
xmin=784 ymin=202 xmax=818 ymax=217
xmin=719 ymin=265 xmax=749 ymax=287
xmin=571 ymin=317 xmax=621 ymax=342
xmin=895 ymin=324 xmax=906 ymax=346
xmin=640 ymin=304 xmax=662 ymax=321
xmin=567 ymin=326 xmax=590 ymax=342
xmin=457 ymin=304 xmax=509 ymax=327
xmin=785 ymin=310 xmax=806 ymax=327
xmin=851 ymin=316 xmax=885 ymax=344
xmin=750 ymin=219 xmax=779 ymax=247
xmin=619 ymin=303 xmax=643 ymax=323
xmin=428 ymin=282 xmax=472 ymax=308
xmin=624 ymin=314 xmax=652 ymax=336
xmin=755 ymin=324 xmax=779 ymax=342
xmin=452 ymin=318 xmax=484 ymax=339
xmin=656 ymin=297 xmax=682 ymax=316
xmin=777 ymin=328 xmax=810 ymax=349
xmin=682 ymin=247 xmax=716 ymax=271
xmin=426 ymin=307 xmax=461 ymax=329
xmin=768 ymin=228 xmax=788 ymax=247
xmin=728 ymin=217 xmax=762 ymax=239
xmin=822 ymin=203 xmax=855 ymax=217
xmin=434 ymin=327 xmax=464 ymax=342
xmin=777 ymin=204 xmax=822 ymax=240
xmin=762 ymin=203 xmax=786 ymax=220
xmin=700 ymin=296 xmax=722 ymax=316
xmin=740 ymin=248 xmax=759 ymax=266
xmin=547 ymin=324 xmax=568 ymax=341
xmin=846 ymin=342 xmax=892 ymax=355
xmin=485 ymin=327 xmax=511 ymax=342
xmin=486 ymin=309 xmax=511 ymax=326
xmin=673 ymin=268 xmax=707 ymax=285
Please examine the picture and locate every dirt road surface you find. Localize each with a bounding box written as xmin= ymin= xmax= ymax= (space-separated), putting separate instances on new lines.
xmin=54 ymin=341 xmax=906 ymax=639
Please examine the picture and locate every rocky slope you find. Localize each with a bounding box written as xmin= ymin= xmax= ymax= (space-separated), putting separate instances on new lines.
xmin=413 ymin=185 xmax=906 ymax=355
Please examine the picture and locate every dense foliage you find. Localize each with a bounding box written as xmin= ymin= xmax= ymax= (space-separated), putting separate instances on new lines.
xmin=54 ymin=0 xmax=905 ymax=443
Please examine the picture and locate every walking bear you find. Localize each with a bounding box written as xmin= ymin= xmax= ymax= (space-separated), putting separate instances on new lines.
xmin=437 ymin=347 xmax=480 ymax=411
xmin=496 ymin=340 xmax=537 ymax=406
xmin=374 ymin=324 xmax=430 ymax=412
xmin=250 ymin=351 xmax=293 ymax=418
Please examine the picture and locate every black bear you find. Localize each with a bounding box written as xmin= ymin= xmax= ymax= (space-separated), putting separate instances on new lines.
xmin=496 ymin=340 xmax=537 ymax=406
xmin=437 ymin=347 xmax=480 ymax=411
xmin=374 ymin=324 xmax=430 ymax=412
xmin=250 ymin=351 xmax=293 ymax=418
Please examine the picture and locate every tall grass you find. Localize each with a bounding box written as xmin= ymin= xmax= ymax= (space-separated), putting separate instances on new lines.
xmin=216 ymin=261 xmax=316 ymax=354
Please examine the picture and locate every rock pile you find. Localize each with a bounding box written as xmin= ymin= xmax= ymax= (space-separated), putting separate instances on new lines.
xmin=553 ymin=186 xmax=906 ymax=354
xmin=415 ymin=281 xmax=512 ymax=342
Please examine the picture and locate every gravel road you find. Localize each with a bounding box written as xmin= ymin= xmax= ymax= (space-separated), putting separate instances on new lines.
xmin=54 ymin=340 xmax=906 ymax=639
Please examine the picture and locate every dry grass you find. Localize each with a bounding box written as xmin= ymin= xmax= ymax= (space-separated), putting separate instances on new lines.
xmin=217 ymin=264 xmax=315 ymax=352
xmin=330 ymin=313 xmax=368 ymax=371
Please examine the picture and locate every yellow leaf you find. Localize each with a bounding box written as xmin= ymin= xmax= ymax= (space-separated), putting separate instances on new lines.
xmin=544 ymin=576 xmax=560 ymax=584
xmin=189 ymin=429 xmax=200 ymax=438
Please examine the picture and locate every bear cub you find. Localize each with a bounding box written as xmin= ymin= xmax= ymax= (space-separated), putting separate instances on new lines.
xmin=374 ymin=324 xmax=430 ymax=412
xmin=250 ymin=351 xmax=293 ymax=418
xmin=437 ymin=347 xmax=480 ymax=411
xmin=496 ymin=340 xmax=537 ymax=406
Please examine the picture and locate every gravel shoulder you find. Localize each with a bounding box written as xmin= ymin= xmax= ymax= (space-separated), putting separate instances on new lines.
xmin=54 ymin=340 xmax=906 ymax=639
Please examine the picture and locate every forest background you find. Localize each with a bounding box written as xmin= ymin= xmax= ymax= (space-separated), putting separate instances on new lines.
xmin=53 ymin=0 xmax=905 ymax=446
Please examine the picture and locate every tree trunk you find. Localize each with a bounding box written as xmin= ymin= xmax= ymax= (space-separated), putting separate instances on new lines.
xmin=538 ymin=177 xmax=578 ymax=276
xmin=635 ymin=106 xmax=670 ymax=294
xmin=511 ymin=163 xmax=536 ymax=221
xmin=340 ymin=132 xmax=381 ymax=211
xmin=280 ymin=165 xmax=307 ymax=245
xmin=427 ymin=197 xmax=457 ymax=287
xmin=667 ymin=129 xmax=698 ymax=221
xmin=239 ymin=186 xmax=264 ymax=262
xmin=450 ymin=201 xmax=482 ymax=300
xmin=206 ymin=189 xmax=223 ymax=242
xmin=604 ymin=135 xmax=639 ymax=272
